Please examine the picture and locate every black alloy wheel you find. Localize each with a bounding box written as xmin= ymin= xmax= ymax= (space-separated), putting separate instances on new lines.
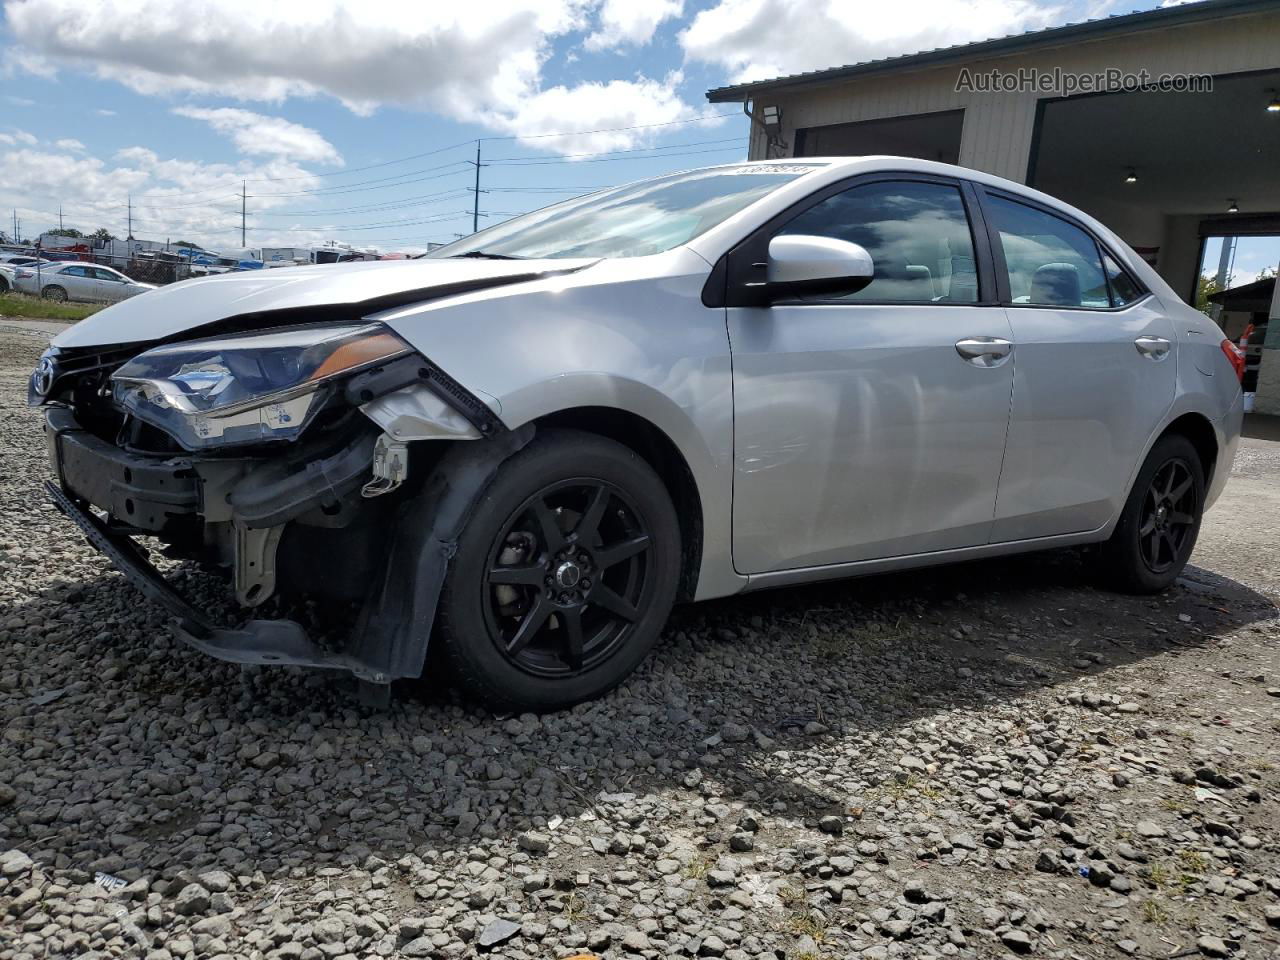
xmin=1137 ymin=458 xmax=1197 ymax=574
xmin=1097 ymin=433 xmax=1204 ymax=594
xmin=436 ymin=428 xmax=681 ymax=711
xmin=483 ymin=479 xmax=652 ymax=677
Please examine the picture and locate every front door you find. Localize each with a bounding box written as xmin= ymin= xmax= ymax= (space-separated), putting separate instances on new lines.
xmin=728 ymin=177 xmax=1016 ymax=574
xmin=979 ymin=192 xmax=1179 ymax=541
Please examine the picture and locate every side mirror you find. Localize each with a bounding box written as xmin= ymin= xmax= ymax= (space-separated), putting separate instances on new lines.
xmin=766 ymin=234 xmax=874 ymax=300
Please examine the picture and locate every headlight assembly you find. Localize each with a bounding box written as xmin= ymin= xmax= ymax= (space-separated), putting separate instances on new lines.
xmin=111 ymin=323 xmax=412 ymax=449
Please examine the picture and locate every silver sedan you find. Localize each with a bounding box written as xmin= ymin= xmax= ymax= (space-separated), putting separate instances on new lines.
xmin=29 ymin=157 xmax=1243 ymax=710
xmin=13 ymin=261 xmax=156 ymax=304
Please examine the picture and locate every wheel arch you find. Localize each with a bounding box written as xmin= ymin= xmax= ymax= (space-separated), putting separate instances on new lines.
xmin=1157 ymin=411 xmax=1218 ymax=490
xmin=533 ymin=405 xmax=704 ymax=602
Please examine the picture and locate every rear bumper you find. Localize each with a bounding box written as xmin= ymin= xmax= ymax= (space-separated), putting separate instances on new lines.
xmin=1206 ymin=389 xmax=1244 ymax=511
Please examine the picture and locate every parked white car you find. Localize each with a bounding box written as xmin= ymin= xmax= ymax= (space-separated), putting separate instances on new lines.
xmin=0 ymin=258 xmax=53 ymax=293
xmin=12 ymin=262 xmax=156 ymax=304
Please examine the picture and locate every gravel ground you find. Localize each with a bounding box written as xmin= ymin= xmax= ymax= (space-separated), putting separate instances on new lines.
xmin=1 ymin=324 xmax=1277 ymax=960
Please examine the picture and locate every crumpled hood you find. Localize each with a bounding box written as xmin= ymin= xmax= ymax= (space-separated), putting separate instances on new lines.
xmin=53 ymin=256 xmax=597 ymax=348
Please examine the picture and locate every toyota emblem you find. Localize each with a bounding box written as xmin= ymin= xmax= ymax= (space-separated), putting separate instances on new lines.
xmin=32 ymin=356 xmax=56 ymax=397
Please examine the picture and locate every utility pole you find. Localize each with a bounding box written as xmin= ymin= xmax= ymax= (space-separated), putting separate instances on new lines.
xmin=1210 ymin=236 xmax=1237 ymax=325
xmin=58 ymin=206 xmax=64 ymax=232
xmin=127 ymin=193 xmax=133 ymax=241
xmin=469 ymin=140 xmax=486 ymax=234
xmin=241 ymin=180 xmax=247 ymax=247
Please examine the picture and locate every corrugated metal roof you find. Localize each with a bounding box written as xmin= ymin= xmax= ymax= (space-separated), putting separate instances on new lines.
xmin=706 ymin=0 xmax=1280 ymax=102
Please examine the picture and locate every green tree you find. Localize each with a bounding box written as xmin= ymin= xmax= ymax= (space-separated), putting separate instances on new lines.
xmin=45 ymin=227 xmax=84 ymax=239
xmin=1194 ymin=272 xmax=1232 ymax=316
xmin=91 ymin=227 xmax=116 ymax=242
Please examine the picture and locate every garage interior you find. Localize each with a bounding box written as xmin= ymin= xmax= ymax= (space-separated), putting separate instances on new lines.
xmin=1026 ymin=68 xmax=1280 ymax=308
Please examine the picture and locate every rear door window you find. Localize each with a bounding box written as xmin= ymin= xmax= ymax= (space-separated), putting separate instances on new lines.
xmin=986 ymin=194 xmax=1109 ymax=308
xmin=1101 ymin=253 xmax=1144 ymax=306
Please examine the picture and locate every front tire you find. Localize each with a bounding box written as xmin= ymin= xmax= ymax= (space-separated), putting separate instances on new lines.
xmin=1097 ymin=434 xmax=1204 ymax=593
xmin=436 ymin=429 xmax=681 ymax=711
xmin=42 ymin=285 xmax=68 ymax=302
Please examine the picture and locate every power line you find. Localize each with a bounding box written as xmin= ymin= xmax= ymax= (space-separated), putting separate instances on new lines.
xmin=231 ymin=113 xmax=742 ymax=185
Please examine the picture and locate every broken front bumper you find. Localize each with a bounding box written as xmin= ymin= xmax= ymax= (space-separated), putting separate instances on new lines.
xmin=43 ymin=480 xmax=374 ymax=673
xmin=43 ymin=405 xmax=537 ymax=685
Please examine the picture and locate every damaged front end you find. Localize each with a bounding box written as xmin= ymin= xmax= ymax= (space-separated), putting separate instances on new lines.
xmin=32 ymin=319 xmax=523 ymax=689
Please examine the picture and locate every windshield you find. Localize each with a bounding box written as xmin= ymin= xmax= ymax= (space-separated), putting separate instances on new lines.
xmin=429 ymin=163 xmax=823 ymax=260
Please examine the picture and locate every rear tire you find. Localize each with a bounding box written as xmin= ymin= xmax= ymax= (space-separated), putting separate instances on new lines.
xmin=1097 ymin=434 xmax=1204 ymax=594
xmin=436 ymin=428 xmax=681 ymax=712
xmin=0 ymin=276 xmax=8 ymax=293
xmin=42 ymin=285 xmax=67 ymax=302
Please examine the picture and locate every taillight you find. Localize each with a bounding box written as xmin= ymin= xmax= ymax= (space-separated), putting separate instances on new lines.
xmin=1220 ymin=339 xmax=1246 ymax=382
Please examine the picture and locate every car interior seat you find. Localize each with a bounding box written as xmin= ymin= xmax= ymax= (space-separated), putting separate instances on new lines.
xmin=1029 ymin=262 xmax=1082 ymax=306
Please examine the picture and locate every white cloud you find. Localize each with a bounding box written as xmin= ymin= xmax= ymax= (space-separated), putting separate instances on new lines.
xmin=0 ymin=138 xmax=332 ymax=249
xmin=3 ymin=0 xmax=700 ymax=155
xmin=681 ymin=0 xmax=1063 ymax=84
xmin=173 ymin=107 xmax=343 ymax=166
xmin=488 ymin=74 xmax=722 ymax=153
xmin=95 ymin=108 xmax=117 ymax=116
xmin=584 ymin=0 xmax=682 ymax=51
xmin=5 ymin=95 xmax=35 ymax=106
xmin=55 ymin=137 xmax=85 ymax=150
xmin=0 ymin=129 xmax=39 ymax=146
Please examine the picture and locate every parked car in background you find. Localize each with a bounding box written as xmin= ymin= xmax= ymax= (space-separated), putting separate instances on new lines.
xmin=0 ymin=258 xmax=53 ymax=293
xmin=13 ymin=262 xmax=156 ymax=303
xmin=29 ymin=157 xmax=1243 ymax=711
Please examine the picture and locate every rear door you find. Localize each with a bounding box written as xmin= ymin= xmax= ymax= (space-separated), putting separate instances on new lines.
xmin=727 ymin=175 xmax=1016 ymax=573
xmin=980 ymin=191 xmax=1177 ymax=541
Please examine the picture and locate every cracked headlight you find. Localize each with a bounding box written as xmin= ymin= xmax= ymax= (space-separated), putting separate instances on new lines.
xmin=111 ymin=323 xmax=412 ymax=450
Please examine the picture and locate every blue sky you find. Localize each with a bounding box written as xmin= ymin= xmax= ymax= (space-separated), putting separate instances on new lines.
xmin=2 ymin=0 xmax=1243 ymax=257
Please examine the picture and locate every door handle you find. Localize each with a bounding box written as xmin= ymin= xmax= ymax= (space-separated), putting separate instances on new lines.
xmin=955 ymin=336 xmax=1013 ymax=368
xmin=1134 ymin=336 xmax=1171 ymax=361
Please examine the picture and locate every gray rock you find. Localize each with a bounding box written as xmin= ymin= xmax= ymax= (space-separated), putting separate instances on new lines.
xmin=1001 ymin=929 xmax=1034 ymax=954
xmin=729 ymin=833 xmax=754 ymax=852
xmin=518 ymin=831 xmax=550 ymax=853
xmin=0 ymin=849 xmax=32 ymax=877
xmin=1196 ymin=935 xmax=1230 ymax=957
xmin=818 ymin=816 xmax=844 ymax=836
xmin=173 ymin=883 xmax=211 ymax=916
xmin=478 ymin=918 xmax=521 ymax=948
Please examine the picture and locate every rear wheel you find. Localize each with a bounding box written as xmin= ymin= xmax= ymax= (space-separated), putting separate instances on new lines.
xmin=0 ymin=276 xmax=8 ymax=293
xmin=436 ymin=429 xmax=681 ymax=711
xmin=42 ymin=285 xmax=67 ymax=302
xmin=1097 ymin=434 xmax=1204 ymax=593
